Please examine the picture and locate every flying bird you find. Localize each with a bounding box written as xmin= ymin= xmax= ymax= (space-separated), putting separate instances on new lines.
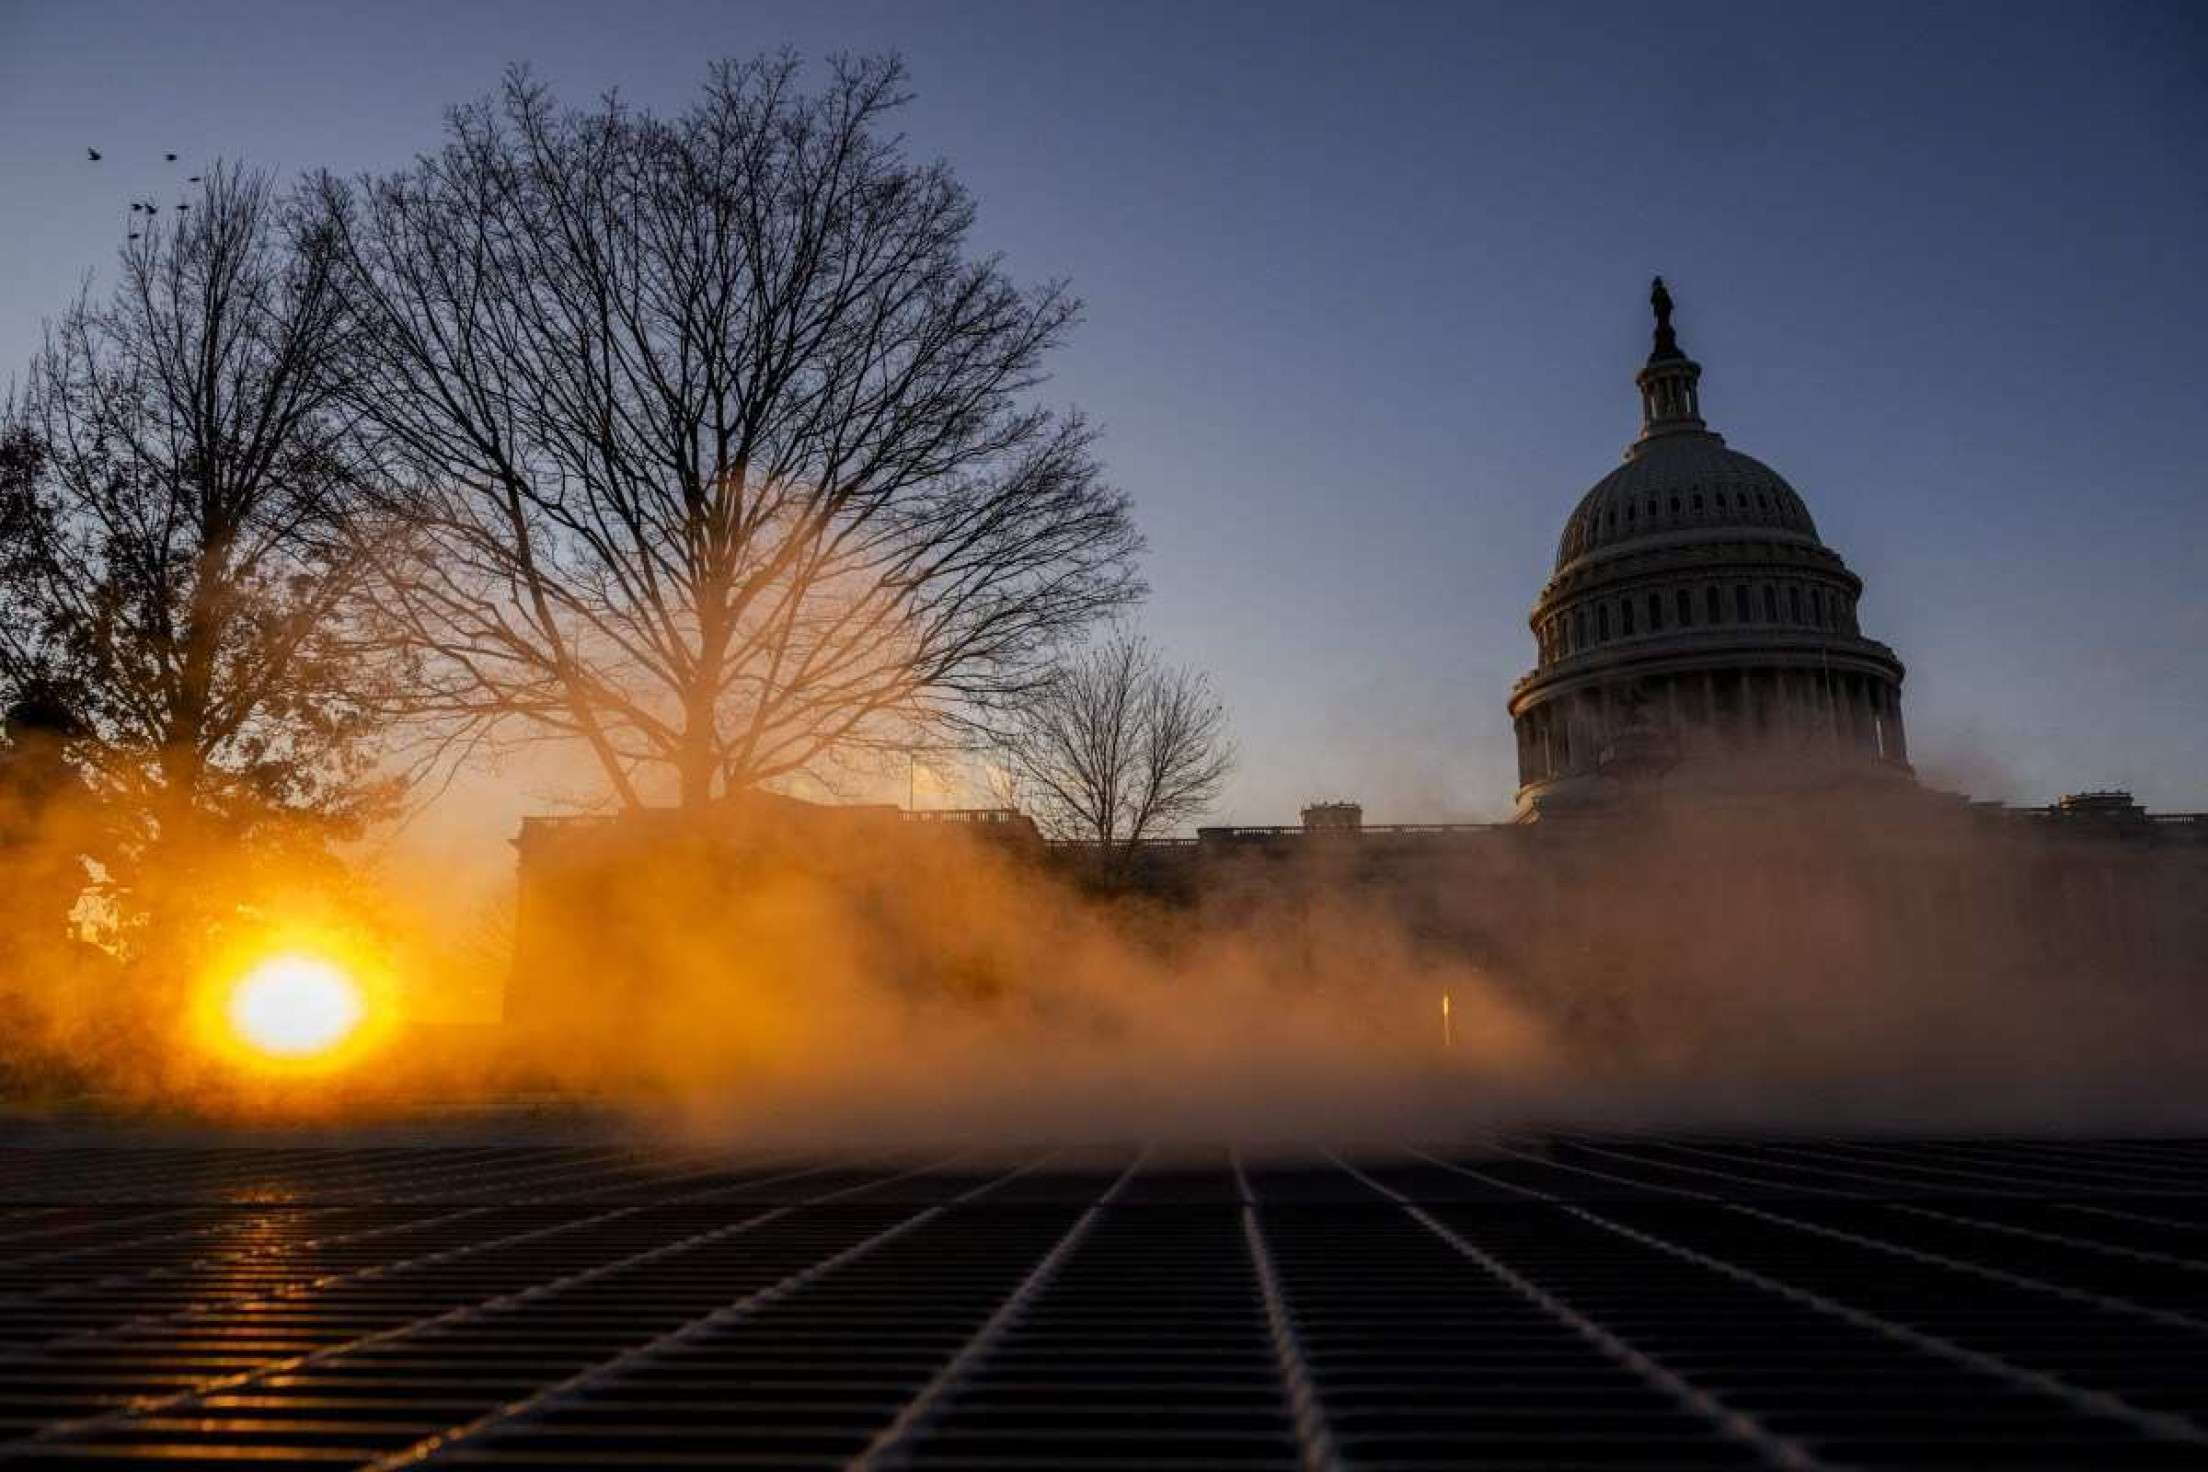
xmin=175 ymin=202 xmax=190 ymax=212
xmin=128 ymin=233 xmax=141 ymax=241
xmin=86 ymin=148 xmax=102 ymax=162
xmin=164 ymin=153 xmax=178 ymax=162
xmin=187 ymin=176 xmax=201 ymax=183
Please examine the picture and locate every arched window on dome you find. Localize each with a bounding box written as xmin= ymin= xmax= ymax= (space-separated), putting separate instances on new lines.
xmin=1812 ymin=588 xmax=1827 ymax=627
xmin=1574 ymin=608 xmax=1586 ymax=649
xmin=1676 ymin=588 xmax=1693 ymax=627
xmin=1598 ymin=603 xmax=1611 ymax=641
xmin=1670 ymin=497 xmax=1681 ymax=514
xmin=1706 ymin=586 xmax=1722 ymax=624
xmin=1735 ymin=585 xmax=1751 ymax=622
xmin=1789 ymin=585 xmax=1803 ymax=624
xmin=1693 ymin=493 xmax=1705 ymax=512
xmin=1621 ymin=597 xmax=1635 ymax=636
xmin=1647 ymin=593 xmax=1663 ymax=632
xmin=1762 ymin=585 xmax=1778 ymax=621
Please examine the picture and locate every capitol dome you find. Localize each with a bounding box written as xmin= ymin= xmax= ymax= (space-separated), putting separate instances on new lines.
xmin=1509 ymin=280 xmax=1911 ymax=816
xmin=1555 ymin=439 xmax=1818 ymax=569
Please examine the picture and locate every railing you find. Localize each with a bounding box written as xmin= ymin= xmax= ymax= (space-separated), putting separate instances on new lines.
xmin=1041 ymin=837 xmax=1204 ymax=853
xmin=2002 ymin=806 xmax=2208 ymax=828
xmin=902 ymin=807 xmax=1030 ymax=825
xmin=1197 ymin=822 xmax=1509 ymax=839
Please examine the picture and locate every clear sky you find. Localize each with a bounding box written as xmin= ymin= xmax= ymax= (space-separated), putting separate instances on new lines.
xmin=4 ymin=0 xmax=2204 ymax=824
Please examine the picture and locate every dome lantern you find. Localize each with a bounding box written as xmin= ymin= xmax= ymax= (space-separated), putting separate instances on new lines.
xmin=1632 ymin=276 xmax=1707 ymax=449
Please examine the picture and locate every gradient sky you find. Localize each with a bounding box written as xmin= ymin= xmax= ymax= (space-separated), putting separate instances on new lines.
xmin=4 ymin=0 xmax=2204 ymax=825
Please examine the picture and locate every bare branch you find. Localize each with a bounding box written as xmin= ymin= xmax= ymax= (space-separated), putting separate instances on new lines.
xmin=320 ymin=55 xmax=1142 ymax=811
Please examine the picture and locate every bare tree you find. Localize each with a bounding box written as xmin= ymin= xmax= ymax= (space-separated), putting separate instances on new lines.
xmin=319 ymin=56 xmax=1142 ymax=812
xmin=993 ymin=630 xmax=1232 ymax=862
xmin=0 ymin=165 xmax=392 ymax=871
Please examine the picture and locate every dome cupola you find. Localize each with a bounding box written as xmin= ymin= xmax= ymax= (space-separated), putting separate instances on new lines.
xmin=1633 ymin=276 xmax=1707 ymax=441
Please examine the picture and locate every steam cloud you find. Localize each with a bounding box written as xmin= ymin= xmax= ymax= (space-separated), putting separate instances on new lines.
xmin=3 ymin=781 xmax=2203 ymax=1139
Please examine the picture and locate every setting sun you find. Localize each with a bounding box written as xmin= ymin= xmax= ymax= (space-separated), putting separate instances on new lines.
xmin=225 ymin=956 xmax=365 ymax=1060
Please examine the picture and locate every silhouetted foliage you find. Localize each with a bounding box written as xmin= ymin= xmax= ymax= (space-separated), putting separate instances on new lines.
xmin=319 ymin=55 xmax=1142 ymax=811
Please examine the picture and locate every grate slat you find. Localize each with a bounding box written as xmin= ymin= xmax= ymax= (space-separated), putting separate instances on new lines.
xmin=0 ymin=1136 xmax=2201 ymax=1468
xmin=0 ymin=1161 xmax=946 ymax=1461
xmin=1331 ymin=1149 xmax=1822 ymax=1470
xmin=1410 ymin=1146 xmax=2208 ymax=1451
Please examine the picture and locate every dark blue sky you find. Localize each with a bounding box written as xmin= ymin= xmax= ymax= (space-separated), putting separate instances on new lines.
xmin=5 ymin=0 xmax=2204 ymax=819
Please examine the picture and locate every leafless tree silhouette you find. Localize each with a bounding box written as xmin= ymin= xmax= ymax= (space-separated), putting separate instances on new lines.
xmin=319 ymin=56 xmax=1142 ymax=811
xmin=0 ymin=165 xmax=393 ymax=857
xmin=993 ymin=629 xmax=1232 ymax=864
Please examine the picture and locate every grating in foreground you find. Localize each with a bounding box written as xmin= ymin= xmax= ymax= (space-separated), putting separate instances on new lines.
xmin=0 ymin=1134 xmax=2203 ymax=1467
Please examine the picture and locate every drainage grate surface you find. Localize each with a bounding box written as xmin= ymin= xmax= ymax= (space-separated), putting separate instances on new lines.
xmin=0 ymin=1134 xmax=2201 ymax=1467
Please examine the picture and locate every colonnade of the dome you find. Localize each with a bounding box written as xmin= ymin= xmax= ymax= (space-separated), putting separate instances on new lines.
xmin=1513 ymin=661 xmax=1906 ymax=794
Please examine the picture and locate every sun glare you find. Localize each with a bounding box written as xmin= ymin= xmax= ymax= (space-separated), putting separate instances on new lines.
xmin=226 ymin=955 xmax=366 ymax=1060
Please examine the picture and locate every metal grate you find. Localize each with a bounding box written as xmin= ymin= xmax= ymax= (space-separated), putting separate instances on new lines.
xmin=0 ymin=1134 xmax=2202 ymax=1467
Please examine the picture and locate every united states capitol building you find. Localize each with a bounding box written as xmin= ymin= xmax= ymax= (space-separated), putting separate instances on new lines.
xmin=1110 ymin=283 xmax=2203 ymax=1000
xmin=1509 ymin=280 xmax=1910 ymax=818
xmin=1179 ymin=280 xmax=2195 ymax=842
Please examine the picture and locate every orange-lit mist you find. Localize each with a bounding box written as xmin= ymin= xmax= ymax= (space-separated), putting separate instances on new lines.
xmin=0 ymin=758 xmax=2203 ymax=1139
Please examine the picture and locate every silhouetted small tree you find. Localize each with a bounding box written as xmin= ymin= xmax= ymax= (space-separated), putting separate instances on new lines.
xmin=993 ymin=630 xmax=1233 ymax=864
xmin=320 ymin=56 xmax=1141 ymax=811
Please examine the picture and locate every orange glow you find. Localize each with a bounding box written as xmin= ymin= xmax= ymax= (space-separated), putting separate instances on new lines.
xmin=226 ymin=956 xmax=364 ymax=1058
xmin=190 ymin=934 xmax=398 ymax=1084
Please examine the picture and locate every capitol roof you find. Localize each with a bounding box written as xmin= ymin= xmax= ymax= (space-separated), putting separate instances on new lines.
xmin=1556 ymin=434 xmax=1820 ymax=569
